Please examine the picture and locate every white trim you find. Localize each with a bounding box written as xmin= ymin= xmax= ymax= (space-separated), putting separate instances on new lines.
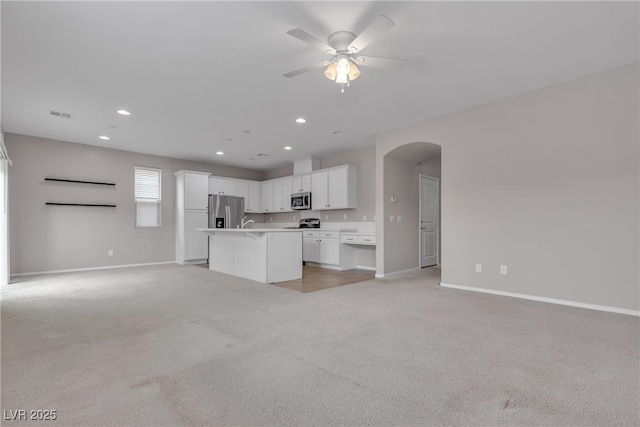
xmin=303 ymin=262 xmax=343 ymax=271
xmin=440 ymin=282 xmax=640 ymax=317
xmin=10 ymin=261 xmax=176 ymax=278
xmin=356 ymin=265 xmax=376 ymax=271
xmin=375 ymin=267 xmax=420 ymax=278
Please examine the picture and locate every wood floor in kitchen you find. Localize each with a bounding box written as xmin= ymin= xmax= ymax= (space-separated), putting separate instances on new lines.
xmin=272 ymin=266 xmax=376 ymax=293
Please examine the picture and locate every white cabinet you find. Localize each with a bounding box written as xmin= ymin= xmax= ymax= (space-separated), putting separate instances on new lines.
xmin=236 ymin=180 xmax=249 ymax=206
xmin=175 ymin=170 xmax=210 ymax=265
xmin=185 ymin=211 xmax=208 ymax=260
xmin=227 ymin=179 xmax=261 ymax=213
xmin=208 ymin=177 xmax=237 ymax=196
xmin=303 ymin=233 xmax=320 ymax=263
xmin=311 ymin=165 xmax=357 ymax=210
xmin=261 ymin=181 xmax=274 ymax=213
xmin=319 ymin=234 xmax=340 ymax=265
xmin=185 ymin=173 xmax=209 ymax=210
xmin=292 ymin=174 xmax=311 ymax=193
xmin=247 ymin=181 xmax=261 ymax=213
xmin=273 ymin=177 xmax=293 ymax=212
xmin=341 ymin=233 xmax=376 ymax=246
xmin=302 ymin=230 xmax=355 ymax=269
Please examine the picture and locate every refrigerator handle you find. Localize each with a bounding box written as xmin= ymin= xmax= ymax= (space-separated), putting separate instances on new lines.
xmin=226 ymin=205 xmax=230 ymax=228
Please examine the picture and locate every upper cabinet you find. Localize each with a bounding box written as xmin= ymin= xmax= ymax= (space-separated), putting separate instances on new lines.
xmin=208 ymin=177 xmax=237 ymax=196
xmin=247 ymin=181 xmax=261 ymax=213
xmin=291 ymin=174 xmax=311 ymax=193
xmin=272 ymin=176 xmax=293 ymax=212
xmin=263 ymin=177 xmax=294 ymax=213
xmin=261 ymin=181 xmax=274 ymax=213
xmin=311 ymin=165 xmax=357 ymax=210
xmin=179 ymin=171 xmax=210 ymax=210
xmin=237 ymin=180 xmax=261 ymax=213
xmin=187 ymin=164 xmax=356 ymax=215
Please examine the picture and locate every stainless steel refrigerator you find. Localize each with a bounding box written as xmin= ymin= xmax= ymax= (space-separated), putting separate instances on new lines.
xmin=208 ymin=195 xmax=245 ymax=229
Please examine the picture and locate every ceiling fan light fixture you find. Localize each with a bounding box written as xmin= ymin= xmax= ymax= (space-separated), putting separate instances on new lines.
xmin=334 ymin=57 xmax=351 ymax=84
xmin=348 ymin=62 xmax=361 ymax=81
xmin=323 ymin=62 xmax=337 ymax=80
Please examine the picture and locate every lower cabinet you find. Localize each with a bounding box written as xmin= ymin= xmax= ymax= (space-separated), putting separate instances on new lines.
xmin=185 ymin=210 xmax=208 ymax=261
xmin=302 ymin=230 xmax=356 ymax=270
xmin=302 ymin=236 xmax=320 ymax=263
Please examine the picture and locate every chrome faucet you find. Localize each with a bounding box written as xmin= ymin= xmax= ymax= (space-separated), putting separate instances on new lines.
xmin=241 ymin=217 xmax=255 ymax=229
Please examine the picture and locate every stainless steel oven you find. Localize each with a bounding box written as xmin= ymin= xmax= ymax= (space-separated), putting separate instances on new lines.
xmin=291 ymin=191 xmax=311 ymax=210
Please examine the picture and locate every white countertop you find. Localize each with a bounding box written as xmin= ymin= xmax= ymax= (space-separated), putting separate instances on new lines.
xmin=339 ymin=231 xmax=376 ymax=235
xmin=197 ymin=228 xmax=303 ymax=233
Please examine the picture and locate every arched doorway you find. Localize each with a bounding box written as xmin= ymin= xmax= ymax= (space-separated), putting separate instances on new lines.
xmin=376 ymin=142 xmax=441 ymax=277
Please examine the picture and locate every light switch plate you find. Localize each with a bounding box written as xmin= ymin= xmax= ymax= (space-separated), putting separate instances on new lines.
xmin=475 ymin=263 xmax=482 ymax=273
xmin=500 ymin=265 xmax=508 ymax=275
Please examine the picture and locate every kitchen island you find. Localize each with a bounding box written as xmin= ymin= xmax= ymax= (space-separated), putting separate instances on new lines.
xmin=197 ymin=228 xmax=303 ymax=283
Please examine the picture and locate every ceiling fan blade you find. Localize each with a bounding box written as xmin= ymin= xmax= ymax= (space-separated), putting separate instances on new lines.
xmin=286 ymin=29 xmax=336 ymax=55
xmin=283 ymin=60 xmax=334 ymax=78
xmin=348 ymin=15 xmax=395 ymax=53
xmin=354 ymin=56 xmax=408 ymax=70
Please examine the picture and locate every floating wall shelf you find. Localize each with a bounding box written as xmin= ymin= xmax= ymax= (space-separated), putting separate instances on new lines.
xmin=45 ymin=178 xmax=116 ymax=186
xmin=46 ymin=203 xmax=117 ymax=207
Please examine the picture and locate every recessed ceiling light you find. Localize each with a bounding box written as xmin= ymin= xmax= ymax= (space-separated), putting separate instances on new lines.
xmin=99 ymin=135 xmax=110 ymax=140
xmin=284 ymin=146 xmax=292 ymax=150
xmin=225 ymin=138 xmax=232 ymax=141
xmin=332 ymin=130 xmax=343 ymax=135
xmin=295 ymin=118 xmax=306 ymax=124
xmin=216 ymin=151 xmax=224 ymax=155
xmin=117 ymin=109 xmax=131 ymax=116
xmin=243 ymin=130 xmax=251 ymax=133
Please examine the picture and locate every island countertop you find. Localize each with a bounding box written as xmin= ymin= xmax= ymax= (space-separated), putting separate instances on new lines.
xmin=197 ymin=228 xmax=303 ymax=233
xmin=198 ymin=228 xmax=302 ymax=283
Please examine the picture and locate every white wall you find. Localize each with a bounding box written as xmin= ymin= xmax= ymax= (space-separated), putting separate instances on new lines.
xmin=6 ymin=133 xmax=264 ymax=274
xmin=376 ymin=63 xmax=639 ymax=311
xmin=0 ymin=127 xmax=9 ymax=285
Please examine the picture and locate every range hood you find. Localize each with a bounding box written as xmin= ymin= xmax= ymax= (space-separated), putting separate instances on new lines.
xmin=293 ymin=157 xmax=320 ymax=175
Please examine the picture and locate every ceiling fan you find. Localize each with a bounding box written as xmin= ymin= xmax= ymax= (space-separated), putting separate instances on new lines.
xmin=283 ymin=15 xmax=408 ymax=91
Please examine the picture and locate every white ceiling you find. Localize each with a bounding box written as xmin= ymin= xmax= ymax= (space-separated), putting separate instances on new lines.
xmin=2 ymin=1 xmax=638 ymax=171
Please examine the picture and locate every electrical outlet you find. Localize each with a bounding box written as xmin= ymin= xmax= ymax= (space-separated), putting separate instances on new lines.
xmin=270 ymin=216 xmax=273 ymax=222
xmin=397 ymin=215 xmax=402 ymax=222
xmin=363 ymin=215 xmax=366 ymax=221
xmin=325 ymin=214 xmax=328 ymax=220
xmin=500 ymin=265 xmax=508 ymax=275
xmin=343 ymin=213 xmax=347 ymax=219
xmin=373 ymin=215 xmax=376 ymax=221
xmin=108 ymin=250 xmax=113 ymax=257
xmin=389 ymin=215 xmax=395 ymax=222
xmin=475 ymin=263 xmax=482 ymax=273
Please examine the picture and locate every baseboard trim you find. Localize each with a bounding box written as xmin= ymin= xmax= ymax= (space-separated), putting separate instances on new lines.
xmin=440 ymin=282 xmax=640 ymax=317
xmin=10 ymin=261 xmax=176 ymax=278
xmin=303 ymin=262 xmax=344 ymax=271
xmin=356 ymin=265 xmax=376 ymax=271
xmin=375 ymin=267 xmax=420 ymax=279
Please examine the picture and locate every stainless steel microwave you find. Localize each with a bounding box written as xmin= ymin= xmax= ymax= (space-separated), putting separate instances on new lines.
xmin=291 ymin=192 xmax=311 ymax=210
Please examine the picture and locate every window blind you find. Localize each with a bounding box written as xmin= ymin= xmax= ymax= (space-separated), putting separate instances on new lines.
xmin=134 ymin=166 xmax=162 ymax=227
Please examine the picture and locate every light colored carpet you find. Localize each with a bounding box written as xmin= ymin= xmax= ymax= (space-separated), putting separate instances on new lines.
xmin=1 ymin=264 xmax=638 ymax=426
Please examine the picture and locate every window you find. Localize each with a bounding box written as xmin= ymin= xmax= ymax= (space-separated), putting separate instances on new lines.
xmin=134 ymin=166 xmax=162 ymax=228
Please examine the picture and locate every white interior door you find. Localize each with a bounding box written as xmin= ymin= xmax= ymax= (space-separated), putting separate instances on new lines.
xmin=420 ymin=175 xmax=439 ymax=268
